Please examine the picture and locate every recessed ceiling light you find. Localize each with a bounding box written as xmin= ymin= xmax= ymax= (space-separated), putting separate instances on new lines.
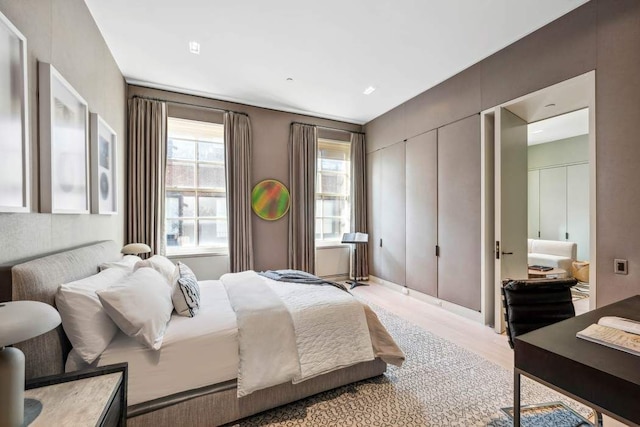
xmin=544 ymin=103 xmax=556 ymax=108
xmin=532 ymin=130 xmax=544 ymax=134
xmin=363 ymin=86 xmax=376 ymax=95
xmin=189 ymin=41 xmax=200 ymax=55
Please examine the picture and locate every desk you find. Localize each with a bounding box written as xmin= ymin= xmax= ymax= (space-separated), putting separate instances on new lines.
xmin=514 ymin=295 xmax=640 ymax=426
xmin=527 ymin=267 xmax=567 ymax=279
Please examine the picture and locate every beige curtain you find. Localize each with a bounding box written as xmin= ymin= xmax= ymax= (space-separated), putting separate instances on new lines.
xmin=351 ymin=132 xmax=369 ymax=279
xmin=127 ymin=97 xmax=167 ymax=256
xmin=288 ymin=123 xmax=318 ymax=272
xmin=224 ymin=112 xmax=254 ymax=272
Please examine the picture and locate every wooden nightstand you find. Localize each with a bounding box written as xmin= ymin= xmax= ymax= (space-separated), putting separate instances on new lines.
xmin=24 ymin=363 xmax=127 ymax=426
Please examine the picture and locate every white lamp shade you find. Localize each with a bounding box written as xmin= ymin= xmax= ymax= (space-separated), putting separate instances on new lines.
xmin=121 ymin=243 xmax=151 ymax=255
xmin=0 ymin=301 xmax=61 ymax=347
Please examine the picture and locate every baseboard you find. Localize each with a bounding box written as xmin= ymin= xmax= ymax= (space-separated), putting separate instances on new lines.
xmin=368 ymin=276 xmax=484 ymax=323
xmin=319 ymin=273 xmax=349 ymax=282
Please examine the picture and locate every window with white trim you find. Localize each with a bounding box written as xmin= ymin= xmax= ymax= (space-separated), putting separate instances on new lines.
xmin=165 ymin=117 xmax=227 ymax=254
xmin=315 ymin=138 xmax=351 ymax=242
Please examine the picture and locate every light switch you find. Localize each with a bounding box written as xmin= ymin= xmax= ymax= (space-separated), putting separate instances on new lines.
xmin=614 ymin=259 xmax=628 ymax=275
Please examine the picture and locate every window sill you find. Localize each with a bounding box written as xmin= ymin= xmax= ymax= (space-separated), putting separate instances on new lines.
xmin=316 ymin=241 xmax=351 ymax=250
xmin=166 ymin=248 xmax=229 ymax=259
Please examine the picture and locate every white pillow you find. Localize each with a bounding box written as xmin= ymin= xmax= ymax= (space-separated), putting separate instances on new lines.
xmin=97 ymin=268 xmax=173 ymax=350
xmin=134 ymin=255 xmax=176 ymax=286
xmin=55 ymin=268 xmax=130 ymax=364
xmin=99 ymin=255 xmax=142 ymax=272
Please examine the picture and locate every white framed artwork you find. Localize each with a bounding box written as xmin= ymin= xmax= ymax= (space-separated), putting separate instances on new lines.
xmin=90 ymin=113 xmax=118 ymax=214
xmin=39 ymin=62 xmax=90 ymax=214
xmin=0 ymin=11 xmax=30 ymax=212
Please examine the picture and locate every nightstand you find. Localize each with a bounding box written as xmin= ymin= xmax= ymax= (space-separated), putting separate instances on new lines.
xmin=24 ymin=363 xmax=127 ymax=426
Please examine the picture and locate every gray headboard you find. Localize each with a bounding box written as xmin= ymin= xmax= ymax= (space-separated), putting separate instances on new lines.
xmin=12 ymin=240 xmax=120 ymax=379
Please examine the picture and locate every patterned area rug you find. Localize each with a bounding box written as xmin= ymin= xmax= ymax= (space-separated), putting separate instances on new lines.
xmin=230 ymin=302 xmax=590 ymax=426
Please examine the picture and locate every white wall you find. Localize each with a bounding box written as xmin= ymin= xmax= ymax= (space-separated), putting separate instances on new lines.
xmin=528 ymin=135 xmax=588 ymax=169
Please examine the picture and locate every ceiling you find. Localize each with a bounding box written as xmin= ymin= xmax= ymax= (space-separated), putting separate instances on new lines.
xmin=528 ymin=108 xmax=589 ymax=145
xmin=84 ymin=0 xmax=590 ymax=125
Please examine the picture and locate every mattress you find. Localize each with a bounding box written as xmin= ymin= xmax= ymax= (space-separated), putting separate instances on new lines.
xmin=66 ymin=280 xmax=239 ymax=405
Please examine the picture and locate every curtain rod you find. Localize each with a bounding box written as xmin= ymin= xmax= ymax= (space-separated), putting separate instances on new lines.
xmin=131 ymin=95 xmax=248 ymax=117
xmin=291 ymin=121 xmax=364 ymax=135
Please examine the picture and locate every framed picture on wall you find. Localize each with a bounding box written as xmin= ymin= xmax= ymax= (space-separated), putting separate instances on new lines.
xmin=90 ymin=113 xmax=117 ymax=214
xmin=0 ymin=11 xmax=30 ymax=212
xmin=39 ymin=62 xmax=90 ymax=214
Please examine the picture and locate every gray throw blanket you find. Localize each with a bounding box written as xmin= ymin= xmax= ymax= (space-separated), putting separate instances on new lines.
xmin=259 ymin=269 xmax=348 ymax=292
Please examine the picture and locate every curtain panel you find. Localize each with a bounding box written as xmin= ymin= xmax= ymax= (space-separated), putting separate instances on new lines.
xmin=127 ymin=98 xmax=167 ymax=256
xmin=350 ymin=132 xmax=369 ymax=279
xmin=288 ymin=123 xmax=318 ymax=273
xmin=224 ymin=112 xmax=254 ymax=272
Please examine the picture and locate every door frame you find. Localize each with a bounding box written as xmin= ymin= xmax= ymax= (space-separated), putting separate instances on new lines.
xmin=480 ymin=71 xmax=597 ymax=330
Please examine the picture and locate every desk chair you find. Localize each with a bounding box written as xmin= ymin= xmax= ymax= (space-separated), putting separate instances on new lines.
xmin=501 ymin=278 xmax=602 ymax=426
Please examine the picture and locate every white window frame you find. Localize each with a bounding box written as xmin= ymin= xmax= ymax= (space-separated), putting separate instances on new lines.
xmin=315 ymin=137 xmax=351 ymax=246
xmin=165 ymin=118 xmax=228 ymax=256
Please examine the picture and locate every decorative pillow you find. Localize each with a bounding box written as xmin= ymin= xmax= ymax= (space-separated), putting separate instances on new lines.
xmin=97 ymin=268 xmax=174 ymax=350
xmin=99 ymin=255 xmax=142 ymax=272
xmin=172 ymin=262 xmax=201 ymax=317
xmin=55 ymin=268 xmax=130 ymax=363
xmin=134 ymin=255 xmax=176 ymax=286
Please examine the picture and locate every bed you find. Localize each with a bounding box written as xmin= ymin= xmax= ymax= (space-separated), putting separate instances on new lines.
xmin=8 ymin=240 xmax=400 ymax=426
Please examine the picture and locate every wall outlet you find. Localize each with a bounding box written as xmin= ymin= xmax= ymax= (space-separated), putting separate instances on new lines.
xmin=614 ymin=259 xmax=628 ymax=275
xmin=401 ymin=287 xmax=409 ymax=295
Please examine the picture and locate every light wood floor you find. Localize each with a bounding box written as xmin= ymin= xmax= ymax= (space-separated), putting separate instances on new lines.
xmin=353 ymin=282 xmax=625 ymax=427
xmin=352 ymin=282 xmax=513 ymax=369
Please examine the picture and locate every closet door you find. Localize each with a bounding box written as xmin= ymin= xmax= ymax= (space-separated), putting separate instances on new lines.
xmin=528 ymin=170 xmax=540 ymax=239
xmin=539 ymin=167 xmax=567 ymax=241
xmin=379 ymin=142 xmax=406 ymax=285
xmin=405 ymin=131 xmax=437 ymax=296
xmin=437 ymin=115 xmax=481 ymax=311
xmin=367 ymin=150 xmax=382 ymax=277
xmin=567 ymin=163 xmax=589 ymax=260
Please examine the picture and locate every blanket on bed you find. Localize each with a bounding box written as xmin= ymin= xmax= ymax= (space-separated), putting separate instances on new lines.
xmin=258 ymin=269 xmax=347 ymax=292
xmin=221 ymin=270 xmax=379 ymax=397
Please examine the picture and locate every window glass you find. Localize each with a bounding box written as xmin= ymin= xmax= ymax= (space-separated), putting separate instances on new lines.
xmin=165 ymin=118 xmax=227 ymax=253
xmin=315 ymin=138 xmax=351 ymax=242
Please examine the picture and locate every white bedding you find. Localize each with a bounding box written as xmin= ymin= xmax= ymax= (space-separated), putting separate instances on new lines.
xmin=66 ymin=280 xmax=239 ymax=405
xmin=221 ymin=271 xmax=374 ymax=397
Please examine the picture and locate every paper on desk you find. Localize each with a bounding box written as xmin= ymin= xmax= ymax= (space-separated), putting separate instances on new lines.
xmin=577 ymin=324 xmax=640 ymax=357
xmin=598 ymin=316 xmax=640 ymax=336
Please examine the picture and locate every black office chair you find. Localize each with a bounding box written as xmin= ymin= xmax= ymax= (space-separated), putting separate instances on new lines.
xmin=501 ymin=278 xmax=602 ymax=426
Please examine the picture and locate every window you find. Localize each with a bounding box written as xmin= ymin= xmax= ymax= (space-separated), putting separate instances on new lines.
xmin=165 ymin=117 xmax=227 ymax=254
xmin=315 ymin=138 xmax=351 ymax=242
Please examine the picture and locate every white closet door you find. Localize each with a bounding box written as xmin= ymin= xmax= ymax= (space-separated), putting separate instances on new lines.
xmin=539 ymin=167 xmax=567 ymax=241
xmin=528 ymin=170 xmax=540 ymax=239
xmin=567 ymin=163 xmax=590 ymax=260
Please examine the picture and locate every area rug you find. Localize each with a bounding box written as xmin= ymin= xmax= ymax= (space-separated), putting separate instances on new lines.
xmin=230 ymin=301 xmax=590 ymax=426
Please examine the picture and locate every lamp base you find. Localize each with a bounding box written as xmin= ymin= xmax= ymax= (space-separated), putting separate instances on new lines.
xmin=0 ymin=347 xmax=25 ymax=427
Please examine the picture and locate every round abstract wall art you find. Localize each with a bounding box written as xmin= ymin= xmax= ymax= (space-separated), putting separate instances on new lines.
xmin=251 ymin=179 xmax=290 ymax=220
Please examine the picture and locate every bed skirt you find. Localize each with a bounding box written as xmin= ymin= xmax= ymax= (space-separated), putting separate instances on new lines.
xmin=128 ymin=358 xmax=387 ymax=426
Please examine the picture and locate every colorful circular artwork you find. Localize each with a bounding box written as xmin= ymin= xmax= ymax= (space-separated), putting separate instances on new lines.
xmin=251 ymin=179 xmax=290 ymax=220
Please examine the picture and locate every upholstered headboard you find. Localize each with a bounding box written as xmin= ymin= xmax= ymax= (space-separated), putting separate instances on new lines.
xmin=12 ymin=240 xmax=121 ymax=379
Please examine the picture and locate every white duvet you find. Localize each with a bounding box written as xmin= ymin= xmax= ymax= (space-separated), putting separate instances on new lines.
xmin=221 ymin=271 xmax=374 ymax=397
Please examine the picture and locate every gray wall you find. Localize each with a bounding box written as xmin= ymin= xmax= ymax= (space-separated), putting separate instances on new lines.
xmin=364 ymin=0 xmax=640 ymax=307
xmin=528 ymin=135 xmax=589 ymax=169
xmin=128 ymin=85 xmax=362 ymax=276
xmin=0 ymin=0 xmax=126 ymax=265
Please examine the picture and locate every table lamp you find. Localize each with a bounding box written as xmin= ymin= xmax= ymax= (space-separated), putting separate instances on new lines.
xmin=121 ymin=243 xmax=151 ymax=256
xmin=0 ymin=301 xmax=61 ymax=427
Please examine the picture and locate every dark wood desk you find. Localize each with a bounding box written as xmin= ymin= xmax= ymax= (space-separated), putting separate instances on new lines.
xmin=514 ymin=295 xmax=640 ymax=427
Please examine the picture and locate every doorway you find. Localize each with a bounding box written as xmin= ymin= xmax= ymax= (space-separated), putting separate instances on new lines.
xmin=480 ymin=71 xmax=596 ymax=332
